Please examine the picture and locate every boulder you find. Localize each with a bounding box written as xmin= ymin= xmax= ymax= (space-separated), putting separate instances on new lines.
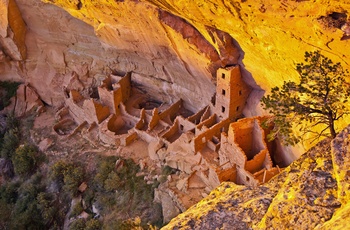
xmin=0 ymin=0 xmax=27 ymax=61
xmin=38 ymin=138 xmax=54 ymax=152
xmin=4 ymin=84 xmax=44 ymax=117
xmin=154 ymin=188 xmax=181 ymax=224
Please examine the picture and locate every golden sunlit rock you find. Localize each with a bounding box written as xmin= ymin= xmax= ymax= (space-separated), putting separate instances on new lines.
xmin=0 ymin=0 xmax=350 ymax=228
xmin=38 ymin=0 xmax=350 ymax=150
xmin=164 ymin=126 xmax=350 ymax=229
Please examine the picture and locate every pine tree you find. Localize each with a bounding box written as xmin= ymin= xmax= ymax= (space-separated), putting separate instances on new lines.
xmin=261 ymin=51 xmax=350 ymax=145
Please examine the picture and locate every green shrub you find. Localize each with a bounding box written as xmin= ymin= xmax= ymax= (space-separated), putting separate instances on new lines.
xmin=0 ymin=81 xmax=20 ymax=110
xmin=93 ymin=156 xmax=118 ymax=190
xmin=36 ymin=192 xmax=58 ymax=227
xmin=1 ymin=128 xmax=19 ymax=159
xmin=0 ymin=181 xmax=19 ymax=204
xmin=13 ymin=144 xmax=42 ymax=176
xmin=70 ymin=218 xmax=86 ymax=230
xmin=103 ymin=171 xmax=121 ymax=192
xmin=70 ymin=201 xmax=84 ymax=218
xmin=85 ymin=219 xmax=102 ymax=230
xmin=10 ymin=175 xmax=45 ymax=229
xmin=49 ymin=161 xmax=85 ymax=196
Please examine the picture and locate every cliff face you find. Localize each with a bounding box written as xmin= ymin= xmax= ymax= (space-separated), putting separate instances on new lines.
xmin=1 ymin=1 xmax=350 ymax=228
xmin=40 ymin=0 xmax=350 ymax=113
xmin=1 ymin=0 xmax=349 ymax=151
xmin=163 ymin=125 xmax=350 ymax=229
xmin=1 ymin=1 xmax=349 ymax=107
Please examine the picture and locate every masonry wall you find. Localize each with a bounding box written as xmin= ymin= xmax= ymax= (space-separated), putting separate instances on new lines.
xmin=187 ymin=106 xmax=208 ymax=125
xmin=135 ymin=109 xmax=147 ymax=130
xmin=193 ymin=118 xmax=231 ymax=153
xmin=214 ymin=66 xmax=252 ymax=120
xmin=120 ymin=132 xmax=138 ymax=146
xmin=217 ymin=167 xmax=237 ymax=183
xmin=159 ymin=99 xmax=183 ymax=124
xmin=229 ymin=119 xmax=265 ymax=160
xmin=195 ymin=114 xmax=216 ymax=135
xmin=245 ymin=149 xmax=268 ymax=173
xmin=92 ymin=101 xmax=111 ymax=124
xmin=98 ymin=87 xmax=119 ymax=114
xmin=118 ymin=72 xmax=131 ymax=103
xmin=253 ymin=167 xmax=280 ymax=183
xmin=107 ymin=114 xmax=122 ymax=132
xmin=99 ymin=115 xmax=117 ymax=145
xmin=70 ymin=90 xmax=84 ymax=103
xmin=148 ymin=108 xmax=160 ymax=130
xmin=65 ymin=97 xmax=85 ymax=124
xmin=162 ymin=119 xmax=180 ymax=143
xmin=236 ymin=167 xmax=259 ymax=186
xmin=177 ymin=116 xmax=196 ymax=132
xmin=221 ymin=141 xmax=247 ymax=168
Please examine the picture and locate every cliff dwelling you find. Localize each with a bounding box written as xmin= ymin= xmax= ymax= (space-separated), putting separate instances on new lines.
xmin=54 ymin=64 xmax=289 ymax=215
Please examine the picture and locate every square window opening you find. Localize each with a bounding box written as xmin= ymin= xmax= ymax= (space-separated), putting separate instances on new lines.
xmin=222 ymin=106 xmax=226 ymax=113
xmin=222 ymin=89 xmax=226 ymax=95
xmin=221 ymin=73 xmax=225 ymax=79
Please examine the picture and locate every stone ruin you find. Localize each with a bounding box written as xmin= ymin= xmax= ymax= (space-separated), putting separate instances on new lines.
xmin=54 ymin=65 xmax=290 ymax=222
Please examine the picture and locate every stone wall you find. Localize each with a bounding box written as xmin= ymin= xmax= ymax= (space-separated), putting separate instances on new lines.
xmin=214 ymin=66 xmax=252 ymax=120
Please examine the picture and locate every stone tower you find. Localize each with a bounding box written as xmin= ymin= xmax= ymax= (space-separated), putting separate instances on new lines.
xmin=214 ymin=65 xmax=251 ymax=120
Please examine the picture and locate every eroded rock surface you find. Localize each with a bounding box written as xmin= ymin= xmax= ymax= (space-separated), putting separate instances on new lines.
xmin=164 ymin=126 xmax=350 ymax=229
xmin=0 ymin=0 xmax=26 ymax=61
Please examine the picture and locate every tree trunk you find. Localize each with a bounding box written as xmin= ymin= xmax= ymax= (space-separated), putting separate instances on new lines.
xmin=328 ymin=114 xmax=337 ymax=138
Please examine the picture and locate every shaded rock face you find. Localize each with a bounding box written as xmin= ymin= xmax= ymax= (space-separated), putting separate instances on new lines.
xmin=0 ymin=0 xmax=27 ymax=62
xmin=163 ymin=126 xmax=350 ymax=229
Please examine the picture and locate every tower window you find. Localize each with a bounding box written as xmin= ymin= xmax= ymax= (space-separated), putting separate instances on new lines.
xmin=221 ymin=73 xmax=225 ymax=79
xmin=239 ymin=90 xmax=242 ymax=95
xmin=222 ymin=89 xmax=226 ymax=95
xmin=236 ymin=106 xmax=240 ymax=111
xmin=222 ymin=106 xmax=226 ymax=113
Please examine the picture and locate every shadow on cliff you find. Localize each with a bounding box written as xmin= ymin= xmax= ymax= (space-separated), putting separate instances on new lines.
xmin=158 ymin=9 xmax=264 ymax=116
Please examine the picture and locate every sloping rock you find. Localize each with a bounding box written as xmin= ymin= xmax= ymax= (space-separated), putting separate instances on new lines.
xmin=331 ymin=125 xmax=350 ymax=205
xmin=0 ymin=0 xmax=26 ymax=61
xmin=4 ymin=84 xmax=44 ymax=117
xmin=164 ymin=125 xmax=350 ymax=229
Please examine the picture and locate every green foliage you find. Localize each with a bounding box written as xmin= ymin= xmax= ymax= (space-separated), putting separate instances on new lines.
xmin=10 ymin=174 xmax=45 ymax=229
xmin=0 ymin=172 xmax=66 ymax=229
xmin=261 ymin=51 xmax=350 ymax=145
xmin=0 ymin=181 xmax=19 ymax=204
xmin=69 ymin=218 xmax=101 ymax=230
xmin=88 ymin=156 xmax=163 ymax=228
xmin=13 ymin=144 xmax=43 ymax=176
xmin=0 ymin=115 xmax=20 ymax=180
xmin=50 ymin=161 xmax=85 ymax=196
xmin=0 ymin=127 xmax=19 ymax=159
xmin=104 ymin=217 xmax=144 ymax=230
xmin=85 ymin=219 xmax=102 ymax=230
xmin=103 ymin=171 xmax=121 ymax=192
xmin=0 ymin=81 xmax=20 ymax=111
xmin=36 ymin=192 xmax=58 ymax=227
xmin=70 ymin=218 xmax=86 ymax=230
xmin=70 ymin=201 xmax=84 ymax=218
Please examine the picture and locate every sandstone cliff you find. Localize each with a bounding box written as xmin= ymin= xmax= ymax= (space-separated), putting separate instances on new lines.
xmin=1 ymin=0 xmax=349 ymax=112
xmin=1 ymin=1 xmax=350 ymax=228
xmin=163 ymin=125 xmax=350 ymax=229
